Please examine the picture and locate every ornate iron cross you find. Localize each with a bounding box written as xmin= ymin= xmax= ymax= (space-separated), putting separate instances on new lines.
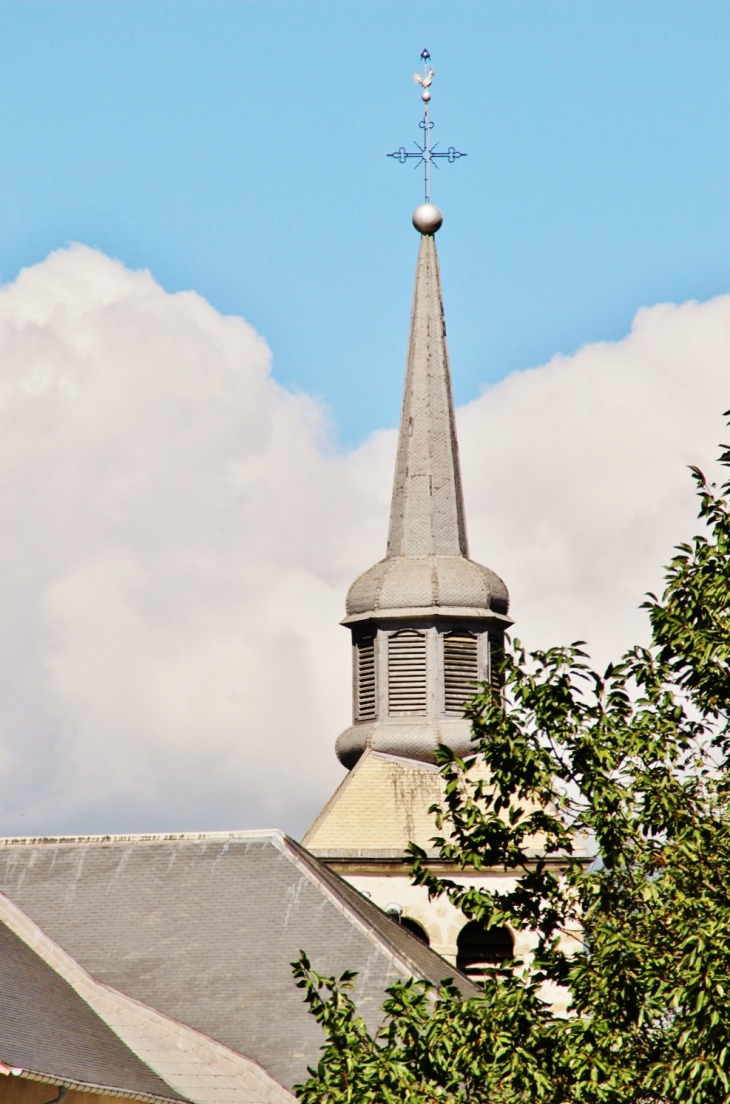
xmin=388 ymin=49 xmax=466 ymax=204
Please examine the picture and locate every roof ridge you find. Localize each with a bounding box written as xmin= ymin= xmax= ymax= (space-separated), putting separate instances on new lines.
xmin=0 ymin=829 xmax=286 ymax=848
xmin=278 ymin=835 xmax=427 ymax=977
xmin=277 ymin=834 xmax=477 ymax=997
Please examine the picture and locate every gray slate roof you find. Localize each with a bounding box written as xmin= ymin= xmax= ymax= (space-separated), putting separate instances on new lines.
xmin=345 ymin=231 xmax=508 ymax=620
xmin=0 ymin=916 xmax=185 ymax=1102
xmin=0 ymin=830 xmax=476 ymax=1091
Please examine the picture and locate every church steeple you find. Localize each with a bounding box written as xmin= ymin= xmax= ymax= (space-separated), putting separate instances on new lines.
xmin=387 ymin=230 xmax=468 ymax=561
xmin=306 ymin=53 xmax=518 ymax=972
xmin=333 ymin=59 xmax=511 ymax=772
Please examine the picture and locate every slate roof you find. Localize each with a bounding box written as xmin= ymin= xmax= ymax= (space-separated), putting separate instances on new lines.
xmin=0 ymin=915 xmax=185 ymax=1102
xmin=0 ymin=890 xmax=297 ymax=1104
xmin=0 ymin=830 xmax=477 ymax=1091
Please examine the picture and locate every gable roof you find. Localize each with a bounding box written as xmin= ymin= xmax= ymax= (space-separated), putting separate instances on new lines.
xmin=0 ymin=889 xmax=297 ymax=1104
xmin=0 ymin=913 xmax=184 ymax=1103
xmin=0 ymin=830 xmax=477 ymax=1090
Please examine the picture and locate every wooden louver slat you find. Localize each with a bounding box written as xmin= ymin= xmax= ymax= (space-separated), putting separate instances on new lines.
xmin=357 ymin=637 xmax=376 ymax=720
xmin=443 ymin=631 xmax=479 ymax=714
xmin=388 ymin=630 xmax=427 ymax=715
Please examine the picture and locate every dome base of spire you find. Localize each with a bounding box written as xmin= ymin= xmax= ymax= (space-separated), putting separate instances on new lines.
xmin=346 ymin=554 xmax=509 ymax=620
xmin=336 ymin=716 xmax=475 ymax=771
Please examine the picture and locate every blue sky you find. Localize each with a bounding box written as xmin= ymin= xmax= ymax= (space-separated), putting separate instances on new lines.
xmin=1 ymin=2 xmax=730 ymax=444
xmin=4 ymin=1 xmax=730 ymax=833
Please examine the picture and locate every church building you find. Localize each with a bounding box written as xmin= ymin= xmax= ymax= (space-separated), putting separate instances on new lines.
xmin=0 ymin=55 xmax=562 ymax=1104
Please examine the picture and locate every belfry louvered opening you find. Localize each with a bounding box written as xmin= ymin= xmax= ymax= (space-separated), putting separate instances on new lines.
xmin=443 ymin=630 xmax=479 ymax=714
xmin=388 ymin=629 xmax=427 ymax=715
xmin=356 ymin=636 xmax=377 ymax=720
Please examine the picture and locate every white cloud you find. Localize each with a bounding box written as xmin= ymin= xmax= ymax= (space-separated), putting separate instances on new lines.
xmin=0 ymin=245 xmax=727 ymax=838
xmin=0 ymin=246 xmax=356 ymax=836
xmin=460 ymin=297 xmax=730 ymax=661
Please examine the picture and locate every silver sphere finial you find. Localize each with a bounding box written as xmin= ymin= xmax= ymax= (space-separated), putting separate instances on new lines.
xmin=412 ymin=203 xmax=443 ymax=234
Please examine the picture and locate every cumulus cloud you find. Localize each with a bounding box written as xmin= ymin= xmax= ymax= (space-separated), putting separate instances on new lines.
xmin=0 ymin=245 xmax=727 ymax=838
xmin=0 ymin=246 xmax=357 ymax=837
xmin=460 ymin=296 xmax=730 ymax=661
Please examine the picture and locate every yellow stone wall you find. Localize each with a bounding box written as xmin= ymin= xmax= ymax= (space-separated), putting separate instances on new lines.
xmin=304 ymin=752 xmax=445 ymax=852
xmin=0 ymin=1074 xmax=143 ymax=1103
xmin=304 ymin=749 xmax=518 ymax=855
xmin=342 ymin=867 xmax=524 ymax=964
xmin=304 ymin=749 xmax=577 ymax=1002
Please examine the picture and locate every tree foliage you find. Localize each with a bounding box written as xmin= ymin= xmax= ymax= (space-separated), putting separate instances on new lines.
xmin=294 ymin=444 xmax=730 ymax=1104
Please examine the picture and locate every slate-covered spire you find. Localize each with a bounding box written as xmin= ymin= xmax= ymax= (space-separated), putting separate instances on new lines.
xmin=387 ymin=232 xmax=469 ymax=561
xmin=345 ymin=211 xmax=508 ymax=625
xmin=332 ymin=55 xmax=510 ymax=771
xmin=335 ymin=212 xmax=511 ymax=771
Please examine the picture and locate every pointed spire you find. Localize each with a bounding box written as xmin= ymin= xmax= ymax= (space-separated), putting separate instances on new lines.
xmin=333 ymin=56 xmax=509 ymax=772
xmin=386 ymin=232 xmax=468 ymax=560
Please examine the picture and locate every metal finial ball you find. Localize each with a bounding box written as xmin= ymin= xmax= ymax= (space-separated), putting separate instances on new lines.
xmin=412 ymin=203 xmax=443 ymax=234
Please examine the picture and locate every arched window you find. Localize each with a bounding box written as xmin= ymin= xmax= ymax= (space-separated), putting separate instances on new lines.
xmin=456 ymin=921 xmax=513 ymax=981
xmin=443 ymin=631 xmax=479 ymax=714
xmin=388 ymin=629 xmax=427 ymax=715
xmin=400 ymin=917 xmax=430 ymax=945
xmin=356 ymin=636 xmax=376 ymax=720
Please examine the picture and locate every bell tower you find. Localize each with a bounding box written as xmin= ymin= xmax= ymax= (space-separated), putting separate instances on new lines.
xmin=337 ymin=214 xmax=510 ymax=771
xmin=304 ymin=54 xmax=515 ymax=971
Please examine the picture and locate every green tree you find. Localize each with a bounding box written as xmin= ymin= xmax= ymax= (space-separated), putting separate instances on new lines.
xmin=294 ymin=444 xmax=730 ymax=1104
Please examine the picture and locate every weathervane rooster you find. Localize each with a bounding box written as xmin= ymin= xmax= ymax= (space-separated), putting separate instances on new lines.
xmin=388 ymin=48 xmax=466 ymax=207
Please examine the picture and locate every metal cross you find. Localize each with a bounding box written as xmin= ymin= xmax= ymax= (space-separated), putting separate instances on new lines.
xmin=388 ymin=49 xmax=466 ymax=204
